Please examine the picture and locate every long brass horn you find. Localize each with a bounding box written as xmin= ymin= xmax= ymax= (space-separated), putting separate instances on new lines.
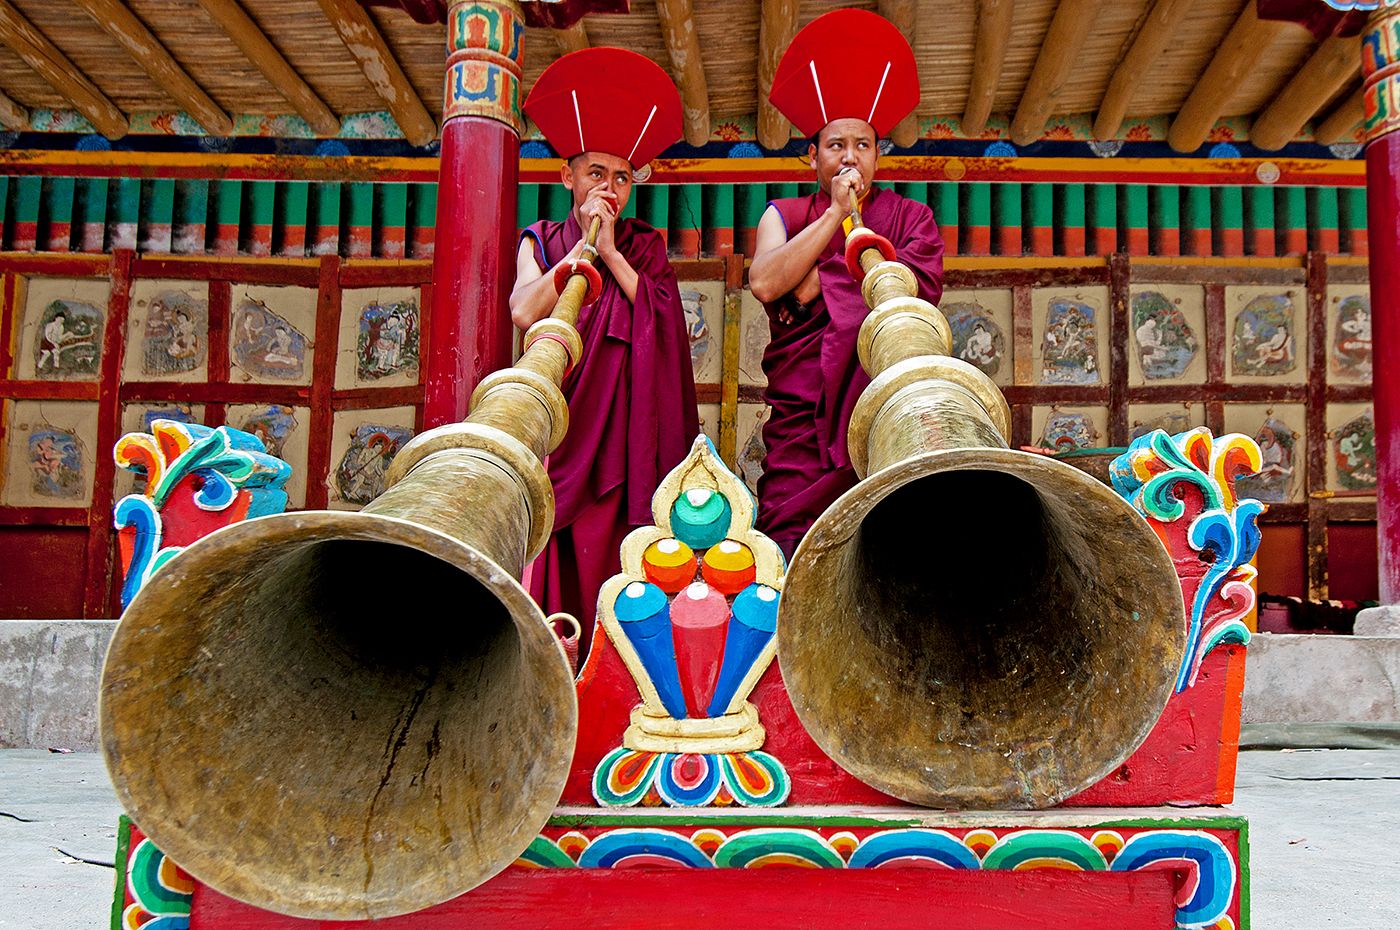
xmin=777 ymin=206 xmax=1187 ymax=810
xmin=99 ymin=219 xmax=605 ymax=921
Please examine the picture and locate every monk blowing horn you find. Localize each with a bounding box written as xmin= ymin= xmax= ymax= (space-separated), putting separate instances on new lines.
xmin=99 ymin=219 xmax=607 ymax=921
xmin=776 ymin=205 xmax=1188 ymax=810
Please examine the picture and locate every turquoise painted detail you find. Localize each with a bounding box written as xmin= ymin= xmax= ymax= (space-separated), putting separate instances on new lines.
xmin=847 ymin=829 xmax=981 ymax=870
xmin=981 ymin=830 xmax=1107 ymax=871
xmin=670 ymin=487 xmax=732 ymax=549
xmin=713 ymin=829 xmax=845 ymax=868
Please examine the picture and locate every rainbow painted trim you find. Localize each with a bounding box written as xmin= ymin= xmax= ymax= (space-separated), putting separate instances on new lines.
xmin=592 ymin=748 xmax=791 ymax=808
xmin=514 ymin=826 xmax=1238 ymax=930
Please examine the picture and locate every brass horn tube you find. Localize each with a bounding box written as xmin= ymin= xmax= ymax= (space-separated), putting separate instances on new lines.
xmin=99 ymin=220 xmax=607 ymax=921
xmin=776 ymin=235 xmax=1186 ymax=811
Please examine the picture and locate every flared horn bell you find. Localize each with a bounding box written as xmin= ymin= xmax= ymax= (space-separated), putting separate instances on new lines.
xmin=101 ymin=258 xmax=601 ymax=920
xmin=777 ymin=256 xmax=1187 ymax=810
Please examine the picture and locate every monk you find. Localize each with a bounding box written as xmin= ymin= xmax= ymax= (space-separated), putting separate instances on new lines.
xmin=513 ymin=49 xmax=698 ymax=658
xmin=750 ymin=10 xmax=945 ymax=559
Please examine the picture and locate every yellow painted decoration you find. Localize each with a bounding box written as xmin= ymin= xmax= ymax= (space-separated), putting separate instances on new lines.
xmin=701 ymin=539 xmax=758 ymax=595
xmin=642 ymin=538 xmax=698 ymax=593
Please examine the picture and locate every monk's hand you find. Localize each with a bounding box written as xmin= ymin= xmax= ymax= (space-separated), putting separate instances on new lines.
xmin=776 ymin=267 xmax=822 ymax=325
xmin=830 ymin=167 xmax=864 ymax=218
xmin=580 ymin=184 xmax=620 ymax=258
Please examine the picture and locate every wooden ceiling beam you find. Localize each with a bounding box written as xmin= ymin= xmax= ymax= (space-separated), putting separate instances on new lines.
xmin=1314 ymin=83 xmax=1363 ymax=146
xmin=314 ymin=0 xmax=436 ymax=146
xmin=70 ymin=0 xmax=233 ymax=136
xmin=0 ymin=0 xmax=126 ymax=139
xmin=0 ymin=86 xmax=28 ymax=131
xmin=553 ymin=19 xmax=589 ymax=56
xmin=879 ymin=0 xmax=918 ymax=147
xmin=1250 ymin=34 xmax=1361 ymax=150
xmin=656 ymin=0 xmax=710 ymax=146
xmin=1010 ymin=0 xmax=1107 ymax=146
xmin=1167 ymin=0 xmax=1286 ymax=153
xmin=197 ymin=0 xmax=341 ymax=137
xmin=756 ymin=0 xmax=798 ymax=150
xmin=962 ymin=0 xmax=1014 ymax=137
xmin=1094 ymin=0 xmax=1197 ymax=141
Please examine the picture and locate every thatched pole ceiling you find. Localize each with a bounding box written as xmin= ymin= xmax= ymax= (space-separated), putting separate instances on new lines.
xmin=0 ymin=0 xmax=1364 ymax=150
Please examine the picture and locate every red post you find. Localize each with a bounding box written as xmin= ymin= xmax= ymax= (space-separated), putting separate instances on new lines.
xmin=1361 ymin=9 xmax=1400 ymax=627
xmin=423 ymin=0 xmax=525 ymax=428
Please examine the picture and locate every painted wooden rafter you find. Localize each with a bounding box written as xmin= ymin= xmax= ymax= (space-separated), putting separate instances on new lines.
xmin=962 ymin=0 xmax=1014 ymax=137
xmin=1167 ymin=0 xmax=1288 ymax=153
xmin=1094 ymin=0 xmax=1198 ymax=141
xmin=1314 ymin=83 xmax=1363 ymax=146
xmin=0 ymin=84 xmax=27 ymax=131
xmin=756 ymin=0 xmax=798 ymax=150
xmin=196 ymin=0 xmax=341 ymax=138
xmin=70 ymin=0 xmax=233 ymax=137
xmin=553 ymin=19 xmax=589 ymax=56
xmin=0 ymin=0 xmax=127 ymax=139
xmin=315 ymin=0 xmax=436 ymax=146
xmin=1010 ymin=0 xmax=1106 ymax=146
xmin=1250 ymin=34 xmax=1361 ymax=151
xmin=656 ymin=0 xmax=710 ymax=146
xmin=878 ymin=0 xmax=918 ymax=147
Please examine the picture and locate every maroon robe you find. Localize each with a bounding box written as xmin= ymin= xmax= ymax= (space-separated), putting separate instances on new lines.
xmin=522 ymin=212 xmax=699 ymax=654
xmin=757 ymin=186 xmax=944 ymax=557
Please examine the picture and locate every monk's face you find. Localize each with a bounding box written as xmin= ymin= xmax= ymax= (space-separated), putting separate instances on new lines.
xmin=562 ymin=151 xmax=635 ymax=221
xmin=808 ymin=118 xmax=879 ymax=198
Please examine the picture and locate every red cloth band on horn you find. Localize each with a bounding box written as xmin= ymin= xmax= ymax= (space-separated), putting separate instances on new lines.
xmin=553 ymin=258 xmax=604 ymax=307
xmin=526 ymin=332 xmax=577 ymax=380
xmin=845 ymin=228 xmax=897 ymax=283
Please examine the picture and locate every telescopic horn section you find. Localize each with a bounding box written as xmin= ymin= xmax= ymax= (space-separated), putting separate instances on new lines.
xmin=101 ymin=510 xmax=575 ymax=920
xmin=99 ymin=219 xmax=610 ymax=920
xmin=776 ymin=226 xmax=1186 ymax=810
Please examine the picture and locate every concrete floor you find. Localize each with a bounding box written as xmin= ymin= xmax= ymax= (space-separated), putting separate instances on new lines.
xmin=3 ymin=747 xmax=1399 ymax=929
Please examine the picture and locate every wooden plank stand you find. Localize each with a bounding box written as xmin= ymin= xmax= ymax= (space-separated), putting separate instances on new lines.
xmin=109 ymin=424 xmax=1259 ymax=930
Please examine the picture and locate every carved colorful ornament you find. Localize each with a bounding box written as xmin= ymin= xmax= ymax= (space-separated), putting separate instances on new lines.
xmin=1111 ymin=429 xmax=1264 ymax=692
xmin=112 ymin=419 xmax=291 ymax=608
xmin=593 ymin=436 xmax=790 ymax=807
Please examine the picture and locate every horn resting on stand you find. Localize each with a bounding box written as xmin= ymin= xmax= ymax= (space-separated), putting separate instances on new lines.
xmin=777 ymin=204 xmax=1188 ymax=809
xmin=99 ymin=220 xmax=606 ymax=921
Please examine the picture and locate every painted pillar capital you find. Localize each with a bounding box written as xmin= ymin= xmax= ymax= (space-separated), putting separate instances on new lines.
xmin=444 ymin=0 xmax=526 ymax=134
xmin=1363 ymin=6 xmax=1400 ymax=142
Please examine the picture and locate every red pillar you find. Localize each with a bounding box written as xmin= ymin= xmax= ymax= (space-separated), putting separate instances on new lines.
xmin=423 ymin=1 xmax=525 ymax=428
xmin=1364 ymin=8 xmax=1400 ymax=610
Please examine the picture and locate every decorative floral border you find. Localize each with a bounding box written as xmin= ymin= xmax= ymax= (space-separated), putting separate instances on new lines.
xmin=515 ymin=826 xmax=1240 ymax=930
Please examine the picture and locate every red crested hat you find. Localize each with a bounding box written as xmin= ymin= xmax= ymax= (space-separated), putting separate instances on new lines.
xmin=524 ymin=48 xmax=683 ymax=168
xmin=769 ymin=9 xmax=920 ymax=139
